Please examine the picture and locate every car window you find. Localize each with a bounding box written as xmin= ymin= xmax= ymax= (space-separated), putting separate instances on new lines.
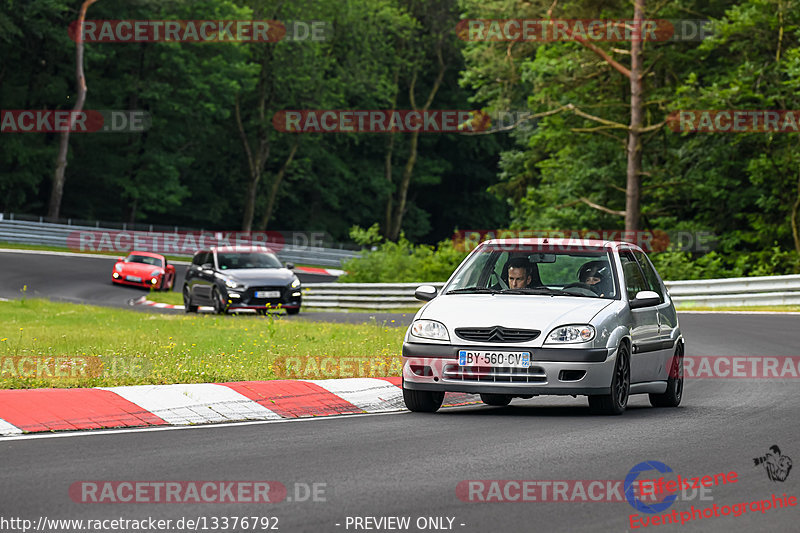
xmin=444 ymin=247 xmax=618 ymax=299
xmin=125 ymin=254 xmax=163 ymax=267
xmin=620 ymin=251 xmax=648 ymax=300
xmin=632 ymin=250 xmax=664 ymax=300
xmin=217 ymin=252 xmax=282 ymax=270
xmin=192 ymin=251 xmax=207 ymax=266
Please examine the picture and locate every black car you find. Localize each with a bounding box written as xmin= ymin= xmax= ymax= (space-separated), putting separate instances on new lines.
xmin=183 ymin=246 xmax=302 ymax=315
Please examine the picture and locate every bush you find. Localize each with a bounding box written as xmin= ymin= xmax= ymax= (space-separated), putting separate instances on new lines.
xmin=340 ymin=224 xmax=468 ymax=283
xmin=650 ymin=247 xmax=800 ymax=281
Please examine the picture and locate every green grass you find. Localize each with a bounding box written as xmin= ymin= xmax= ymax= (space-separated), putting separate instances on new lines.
xmin=0 ymin=298 xmax=404 ymax=389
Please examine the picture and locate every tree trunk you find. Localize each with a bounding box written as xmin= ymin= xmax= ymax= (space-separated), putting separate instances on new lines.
xmin=235 ymin=86 xmax=270 ymax=232
xmin=258 ymin=139 xmax=299 ymax=231
xmin=48 ymin=0 xmax=99 ymax=220
xmin=383 ymin=68 xmax=400 ymax=239
xmin=791 ymin=164 xmax=800 ymax=256
xmin=625 ymin=0 xmax=645 ymax=232
xmin=387 ymin=45 xmax=446 ymax=241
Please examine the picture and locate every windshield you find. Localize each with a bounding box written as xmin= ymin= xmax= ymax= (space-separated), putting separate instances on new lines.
xmin=445 ymin=246 xmax=618 ymax=299
xmin=124 ymin=254 xmax=163 ymax=267
xmin=217 ymin=252 xmax=282 ymax=270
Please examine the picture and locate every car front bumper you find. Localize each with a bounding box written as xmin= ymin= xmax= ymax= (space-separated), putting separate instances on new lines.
xmin=402 ymin=341 xmax=616 ymax=396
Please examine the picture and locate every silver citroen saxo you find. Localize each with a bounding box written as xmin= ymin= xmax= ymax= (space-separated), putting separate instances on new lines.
xmin=401 ymin=238 xmax=684 ymax=415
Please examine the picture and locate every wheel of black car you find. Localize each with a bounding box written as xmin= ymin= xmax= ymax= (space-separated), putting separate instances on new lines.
xmin=588 ymin=342 xmax=630 ymax=415
xmin=212 ymin=287 xmax=227 ymax=315
xmin=649 ymin=343 xmax=684 ymax=408
xmin=286 ymin=307 xmax=300 ymax=315
xmin=183 ymin=286 xmax=198 ymax=313
xmin=480 ymin=393 xmax=512 ymax=406
xmin=403 ymin=386 xmax=444 ymax=413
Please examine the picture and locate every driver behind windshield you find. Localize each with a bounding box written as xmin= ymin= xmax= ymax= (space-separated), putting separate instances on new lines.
xmin=505 ymin=257 xmax=534 ymax=289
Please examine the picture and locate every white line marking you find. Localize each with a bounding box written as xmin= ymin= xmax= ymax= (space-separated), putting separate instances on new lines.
xmin=0 ymin=409 xmax=428 ymax=441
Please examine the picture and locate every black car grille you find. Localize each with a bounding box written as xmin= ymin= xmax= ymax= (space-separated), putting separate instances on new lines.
xmin=243 ymin=285 xmax=285 ymax=305
xmin=455 ymin=326 xmax=540 ymax=343
xmin=443 ymin=364 xmax=547 ymax=383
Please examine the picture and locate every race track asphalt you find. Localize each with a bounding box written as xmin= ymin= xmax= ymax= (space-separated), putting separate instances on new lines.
xmin=1 ymin=249 xmax=799 ymax=532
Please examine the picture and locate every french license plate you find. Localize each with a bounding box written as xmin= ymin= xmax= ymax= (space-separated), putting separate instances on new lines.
xmin=126 ymin=275 xmax=142 ymax=282
xmin=458 ymin=350 xmax=531 ymax=368
xmin=255 ymin=290 xmax=281 ymax=298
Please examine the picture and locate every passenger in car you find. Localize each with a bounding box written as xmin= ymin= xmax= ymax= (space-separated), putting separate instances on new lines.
xmin=578 ymin=261 xmax=612 ymax=296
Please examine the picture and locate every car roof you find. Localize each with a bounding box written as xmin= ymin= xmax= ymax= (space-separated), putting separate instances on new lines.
xmin=126 ymin=251 xmax=165 ymax=259
xmin=210 ymin=245 xmax=275 ymax=254
xmin=479 ymin=238 xmax=645 ymax=253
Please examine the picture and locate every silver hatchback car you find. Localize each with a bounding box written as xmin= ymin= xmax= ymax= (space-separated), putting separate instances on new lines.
xmin=401 ymin=239 xmax=684 ymax=415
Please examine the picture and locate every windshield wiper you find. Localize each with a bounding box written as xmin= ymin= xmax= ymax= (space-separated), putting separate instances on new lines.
xmin=446 ymin=287 xmax=500 ymax=295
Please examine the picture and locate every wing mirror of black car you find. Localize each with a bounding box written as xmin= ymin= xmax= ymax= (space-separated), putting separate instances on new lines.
xmin=285 ymin=262 xmax=295 ymax=270
xmin=629 ymin=290 xmax=661 ymax=309
xmin=414 ymin=285 xmax=438 ymax=302
xmin=201 ymin=262 xmax=214 ymax=271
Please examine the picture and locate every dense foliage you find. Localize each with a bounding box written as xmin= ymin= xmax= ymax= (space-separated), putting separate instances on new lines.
xmin=2 ymin=0 xmax=799 ymax=278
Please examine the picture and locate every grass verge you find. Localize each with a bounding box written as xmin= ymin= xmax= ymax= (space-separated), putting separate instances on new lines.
xmin=0 ymin=298 xmax=403 ymax=389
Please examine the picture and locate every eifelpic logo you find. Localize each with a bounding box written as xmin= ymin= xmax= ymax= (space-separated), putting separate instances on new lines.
xmin=753 ymin=446 xmax=793 ymax=482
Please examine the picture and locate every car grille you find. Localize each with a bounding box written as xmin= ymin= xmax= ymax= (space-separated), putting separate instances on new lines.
xmin=244 ymin=285 xmax=285 ymax=305
xmin=442 ymin=363 xmax=547 ymax=383
xmin=455 ymin=326 xmax=540 ymax=343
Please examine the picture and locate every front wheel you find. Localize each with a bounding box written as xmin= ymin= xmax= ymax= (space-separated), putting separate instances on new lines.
xmin=183 ymin=286 xmax=198 ymax=313
xmin=480 ymin=393 xmax=512 ymax=406
xmin=286 ymin=307 xmax=300 ymax=315
xmin=649 ymin=343 xmax=684 ymax=407
xmin=212 ymin=287 xmax=227 ymax=315
xmin=403 ymin=386 xmax=444 ymax=413
xmin=589 ymin=343 xmax=630 ymax=415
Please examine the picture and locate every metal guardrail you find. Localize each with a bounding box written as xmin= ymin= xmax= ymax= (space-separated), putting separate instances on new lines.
xmin=0 ymin=218 xmax=358 ymax=267
xmin=303 ymin=275 xmax=800 ymax=309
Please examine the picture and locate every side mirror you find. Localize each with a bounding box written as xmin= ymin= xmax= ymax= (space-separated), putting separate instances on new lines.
xmin=414 ymin=285 xmax=438 ymax=302
xmin=285 ymin=262 xmax=295 ymax=270
xmin=630 ymin=290 xmax=661 ymax=309
xmin=201 ymin=262 xmax=214 ymax=271
xmin=117 ymin=257 xmax=124 ymax=262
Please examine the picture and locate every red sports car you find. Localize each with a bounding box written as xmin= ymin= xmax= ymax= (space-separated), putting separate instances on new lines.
xmin=111 ymin=251 xmax=175 ymax=291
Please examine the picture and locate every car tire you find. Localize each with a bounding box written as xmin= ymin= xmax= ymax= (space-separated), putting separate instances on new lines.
xmin=183 ymin=286 xmax=198 ymax=313
xmin=480 ymin=393 xmax=512 ymax=406
xmin=286 ymin=307 xmax=300 ymax=315
xmin=212 ymin=287 xmax=227 ymax=315
xmin=649 ymin=343 xmax=684 ymax=408
xmin=403 ymin=386 xmax=444 ymax=413
xmin=589 ymin=342 xmax=630 ymax=415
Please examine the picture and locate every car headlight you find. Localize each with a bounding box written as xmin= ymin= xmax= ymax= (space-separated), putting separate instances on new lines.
xmin=115 ymin=263 xmax=123 ymax=272
xmin=410 ymin=320 xmax=450 ymax=341
xmin=546 ymin=325 xmax=595 ymax=344
xmin=291 ymin=277 xmax=301 ymax=288
xmin=150 ymin=269 xmax=162 ymax=277
xmin=224 ymin=279 xmax=244 ymax=290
